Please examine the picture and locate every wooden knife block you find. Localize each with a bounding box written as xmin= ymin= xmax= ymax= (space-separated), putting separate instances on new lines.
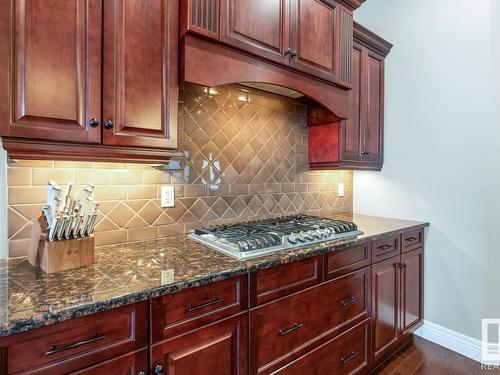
xmin=28 ymin=216 xmax=95 ymax=273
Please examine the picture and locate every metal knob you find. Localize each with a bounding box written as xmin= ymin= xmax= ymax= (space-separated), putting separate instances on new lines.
xmin=137 ymin=372 xmax=146 ymax=375
xmin=155 ymin=365 xmax=165 ymax=375
xmin=361 ymin=151 xmax=369 ymax=155
xmin=291 ymin=50 xmax=299 ymax=61
xmin=104 ymin=120 xmax=114 ymax=129
xmin=88 ymin=118 xmax=99 ymax=127
xmin=284 ymin=47 xmax=292 ymax=56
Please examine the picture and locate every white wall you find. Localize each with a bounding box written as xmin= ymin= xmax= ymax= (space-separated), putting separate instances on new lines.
xmin=354 ymin=0 xmax=496 ymax=340
xmin=0 ymin=144 xmax=7 ymax=259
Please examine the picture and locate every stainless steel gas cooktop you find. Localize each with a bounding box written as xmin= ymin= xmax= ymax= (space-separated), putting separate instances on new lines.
xmin=189 ymin=215 xmax=363 ymax=260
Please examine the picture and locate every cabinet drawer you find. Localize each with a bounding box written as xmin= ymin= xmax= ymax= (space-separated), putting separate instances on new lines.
xmin=271 ymin=319 xmax=371 ymax=375
xmin=151 ymin=276 xmax=247 ymax=342
xmin=250 ymin=268 xmax=370 ymax=373
xmin=1 ymin=302 xmax=148 ymax=375
xmin=402 ymin=228 xmax=424 ymax=253
xmin=372 ymin=234 xmax=401 ymax=263
xmin=325 ymin=243 xmax=371 ymax=279
xmin=71 ymin=349 xmax=148 ymax=375
xmin=250 ymin=256 xmax=322 ymax=306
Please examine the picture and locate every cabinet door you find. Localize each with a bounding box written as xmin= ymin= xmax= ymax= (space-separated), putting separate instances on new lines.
xmin=361 ymin=49 xmax=384 ymax=163
xmin=71 ymin=350 xmax=148 ymax=375
xmin=0 ymin=0 xmax=102 ymax=143
xmin=340 ymin=43 xmax=364 ymax=162
xmin=151 ymin=313 xmax=248 ymax=375
xmin=290 ymin=0 xmax=338 ymax=83
xmin=371 ymin=256 xmax=400 ymax=364
xmin=401 ymin=247 xmax=424 ymax=336
xmin=220 ymin=0 xmax=290 ymax=65
xmin=103 ymin=0 xmax=178 ymax=149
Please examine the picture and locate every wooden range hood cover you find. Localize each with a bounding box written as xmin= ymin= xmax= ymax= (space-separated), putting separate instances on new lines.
xmin=180 ymin=35 xmax=350 ymax=120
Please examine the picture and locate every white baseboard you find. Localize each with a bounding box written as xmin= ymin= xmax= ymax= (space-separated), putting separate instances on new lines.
xmin=414 ymin=320 xmax=483 ymax=363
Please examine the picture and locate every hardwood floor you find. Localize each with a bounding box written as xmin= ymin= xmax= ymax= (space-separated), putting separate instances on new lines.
xmin=374 ymin=336 xmax=500 ymax=374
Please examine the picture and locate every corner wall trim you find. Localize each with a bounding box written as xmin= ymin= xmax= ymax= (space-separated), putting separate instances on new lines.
xmin=414 ymin=320 xmax=483 ymax=363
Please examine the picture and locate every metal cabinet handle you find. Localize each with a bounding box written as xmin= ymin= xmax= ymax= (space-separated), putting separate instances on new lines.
xmin=398 ymin=262 xmax=407 ymax=269
xmin=340 ymin=296 xmax=358 ymax=306
xmin=155 ymin=365 xmax=165 ymax=375
xmin=378 ymin=244 xmax=393 ymax=250
xmin=361 ymin=151 xmax=369 ymax=155
xmin=44 ymin=334 xmax=105 ymax=356
xmin=341 ymin=351 xmax=359 ymax=364
xmin=187 ymin=297 xmax=224 ymax=312
xmin=104 ymin=120 xmax=114 ymax=129
xmin=405 ymin=236 xmax=418 ymax=242
xmin=291 ymin=50 xmax=299 ymax=61
xmin=88 ymin=118 xmax=100 ymax=128
xmin=284 ymin=47 xmax=292 ymax=56
xmin=137 ymin=372 xmax=146 ymax=375
xmin=279 ymin=322 xmax=303 ymax=336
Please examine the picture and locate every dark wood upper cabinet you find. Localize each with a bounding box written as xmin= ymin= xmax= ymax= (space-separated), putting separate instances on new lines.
xmin=308 ymin=22 xmax=392 ymax=171
xmin=0 ymin=0 xmax=102 ymax=144
xmin=102 ymin=0 xmax=178 ymax=149
xmin=289 ymin=0 xmax=338 ymax=83
xmin=0 ymin=0 xmax=179 ymax=162
xmin=220 ymin=0 xmax=290 ymax=65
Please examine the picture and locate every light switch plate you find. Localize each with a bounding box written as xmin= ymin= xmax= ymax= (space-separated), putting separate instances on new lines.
xmin=338 ymin=182 xmax=345 ymax=197
xmin=161 ymin=185 xmax=175 ymax=208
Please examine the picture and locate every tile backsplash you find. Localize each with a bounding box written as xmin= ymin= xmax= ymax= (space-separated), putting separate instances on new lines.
xmin=6 ymin=83 xmax=352 ymax=257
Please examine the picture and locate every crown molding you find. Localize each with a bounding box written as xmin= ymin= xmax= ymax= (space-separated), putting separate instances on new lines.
xmin=353 ymin=21 xmax=393 ymax=57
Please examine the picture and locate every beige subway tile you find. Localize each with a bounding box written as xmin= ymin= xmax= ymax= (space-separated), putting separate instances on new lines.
xmin=127 ymin=186 xmax=157 ymax=199
xmin=94 ymin=229 xmax=128 ymax=246
xmin=93 ymin=162 xmax=127 ymax=169
xmin=8 ymin=186 xmax=46 ymax=204
xmin=111 ymin=170 xmax=143 ymax=185
xmin=12 ymin=160 xmax=54 ymax=168
xmin=143 ymin=170 xmax=171 ymax=184
xmin=93 ymin=186 xmax=127 ymax=201
xmin=32 ymin=168 xmax=74 ymax=186
xmin=157 ymin=223 xmax=183 ymax=237
xmin=9 ymin=239 xmax=30 ymax=257
xmin=7 ymin=168 xmax=32 ymax=186
xmin=54 ymin=161 xmax=93 ymax=169
xmin=127 ymin=227 xmax=157 ymax=242
xmin=75 ymin=170 xmax=111 ymax=185
xmin=184 ymin=184 xmax=207 ymax=197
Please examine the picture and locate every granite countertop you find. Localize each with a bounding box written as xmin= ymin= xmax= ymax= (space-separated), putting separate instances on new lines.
xmin=0 ymin=214 xmax=429 ymax=337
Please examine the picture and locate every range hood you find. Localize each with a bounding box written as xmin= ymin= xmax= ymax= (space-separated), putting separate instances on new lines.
xmin=180 ymin=35 xmax=349 ymax=120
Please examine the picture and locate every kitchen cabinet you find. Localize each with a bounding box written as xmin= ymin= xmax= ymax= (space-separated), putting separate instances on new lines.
xmin=401 ymin=247 xmax=424 ymax=336
xmin=0 ymin=0 xmax=178 ymax=163
xmin=151 ymin=313 xmax=248 ymax=375
xmin=209 ymin=0 xmax=353 ymax=87
xmin=308 ymin=22 xmax=392 ymax=171
xmin=71 ymin=350 xmax=148 ymax=375
xmin=372 ymin=246 xmax=424 ymax=365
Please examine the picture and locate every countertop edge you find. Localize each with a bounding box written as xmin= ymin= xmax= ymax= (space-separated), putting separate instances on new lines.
xmin=0 ymin=220 xmax=429 ymax=337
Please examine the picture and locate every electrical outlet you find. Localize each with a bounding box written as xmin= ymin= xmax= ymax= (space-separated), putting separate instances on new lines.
xmin=161 ymin=185 xmax=175 ymax=208
xmin=338 ymin=182 xmax=345 ymax=197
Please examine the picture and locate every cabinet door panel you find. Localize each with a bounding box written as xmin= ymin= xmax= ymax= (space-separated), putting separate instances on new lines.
xmin=290 ymin=0 xmax=337 ymax=83
xmin=103 ymin=0 xmax=178 ymax=149
xmin=401 ymin=247 xmax=424 ymax=336
xmin=372 ymin=256 xmax=399 ymax=364
xmin=0 ymin=0 xmax=101 ymax=143
xmin=363 ymin=51 xmax=384 ymax=163
xmin=151 ymin=313 xmax=248 ymax=375
xmin=341 ymin=43 xmax=363 ymax=161
xmin=221 ymin=0 xmax=290 ymax=65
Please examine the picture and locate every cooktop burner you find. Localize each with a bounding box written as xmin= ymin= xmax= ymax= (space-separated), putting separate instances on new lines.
xmin=189 ymin=215 xmax=363 ymax=260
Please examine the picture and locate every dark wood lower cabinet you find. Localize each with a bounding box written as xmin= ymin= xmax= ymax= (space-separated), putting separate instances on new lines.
xmin=151 ymin=313 xmax=248 ymax=375
xmin=0 ymin=231 xmax=425 ymax=375
xmin=71 ymin=349 xmax=148 ymax=375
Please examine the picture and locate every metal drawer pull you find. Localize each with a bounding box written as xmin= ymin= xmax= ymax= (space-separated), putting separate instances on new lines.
xmin=279 ymin=322 xmax=303 ymax=336
xmin=340 ymin=296 xmax=358 ymax=306
xmin=187 ymin=297 xmax=224 ymax=312
xmin=45 ymin=334 xmax=105 ymax=356
xmin=405 ymin=236 xmax=418 ymax=242
xmin=378 ymin=244 xmax=393 ymax=250
xmin=341 ymin=351 xmax=359 ymax=364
